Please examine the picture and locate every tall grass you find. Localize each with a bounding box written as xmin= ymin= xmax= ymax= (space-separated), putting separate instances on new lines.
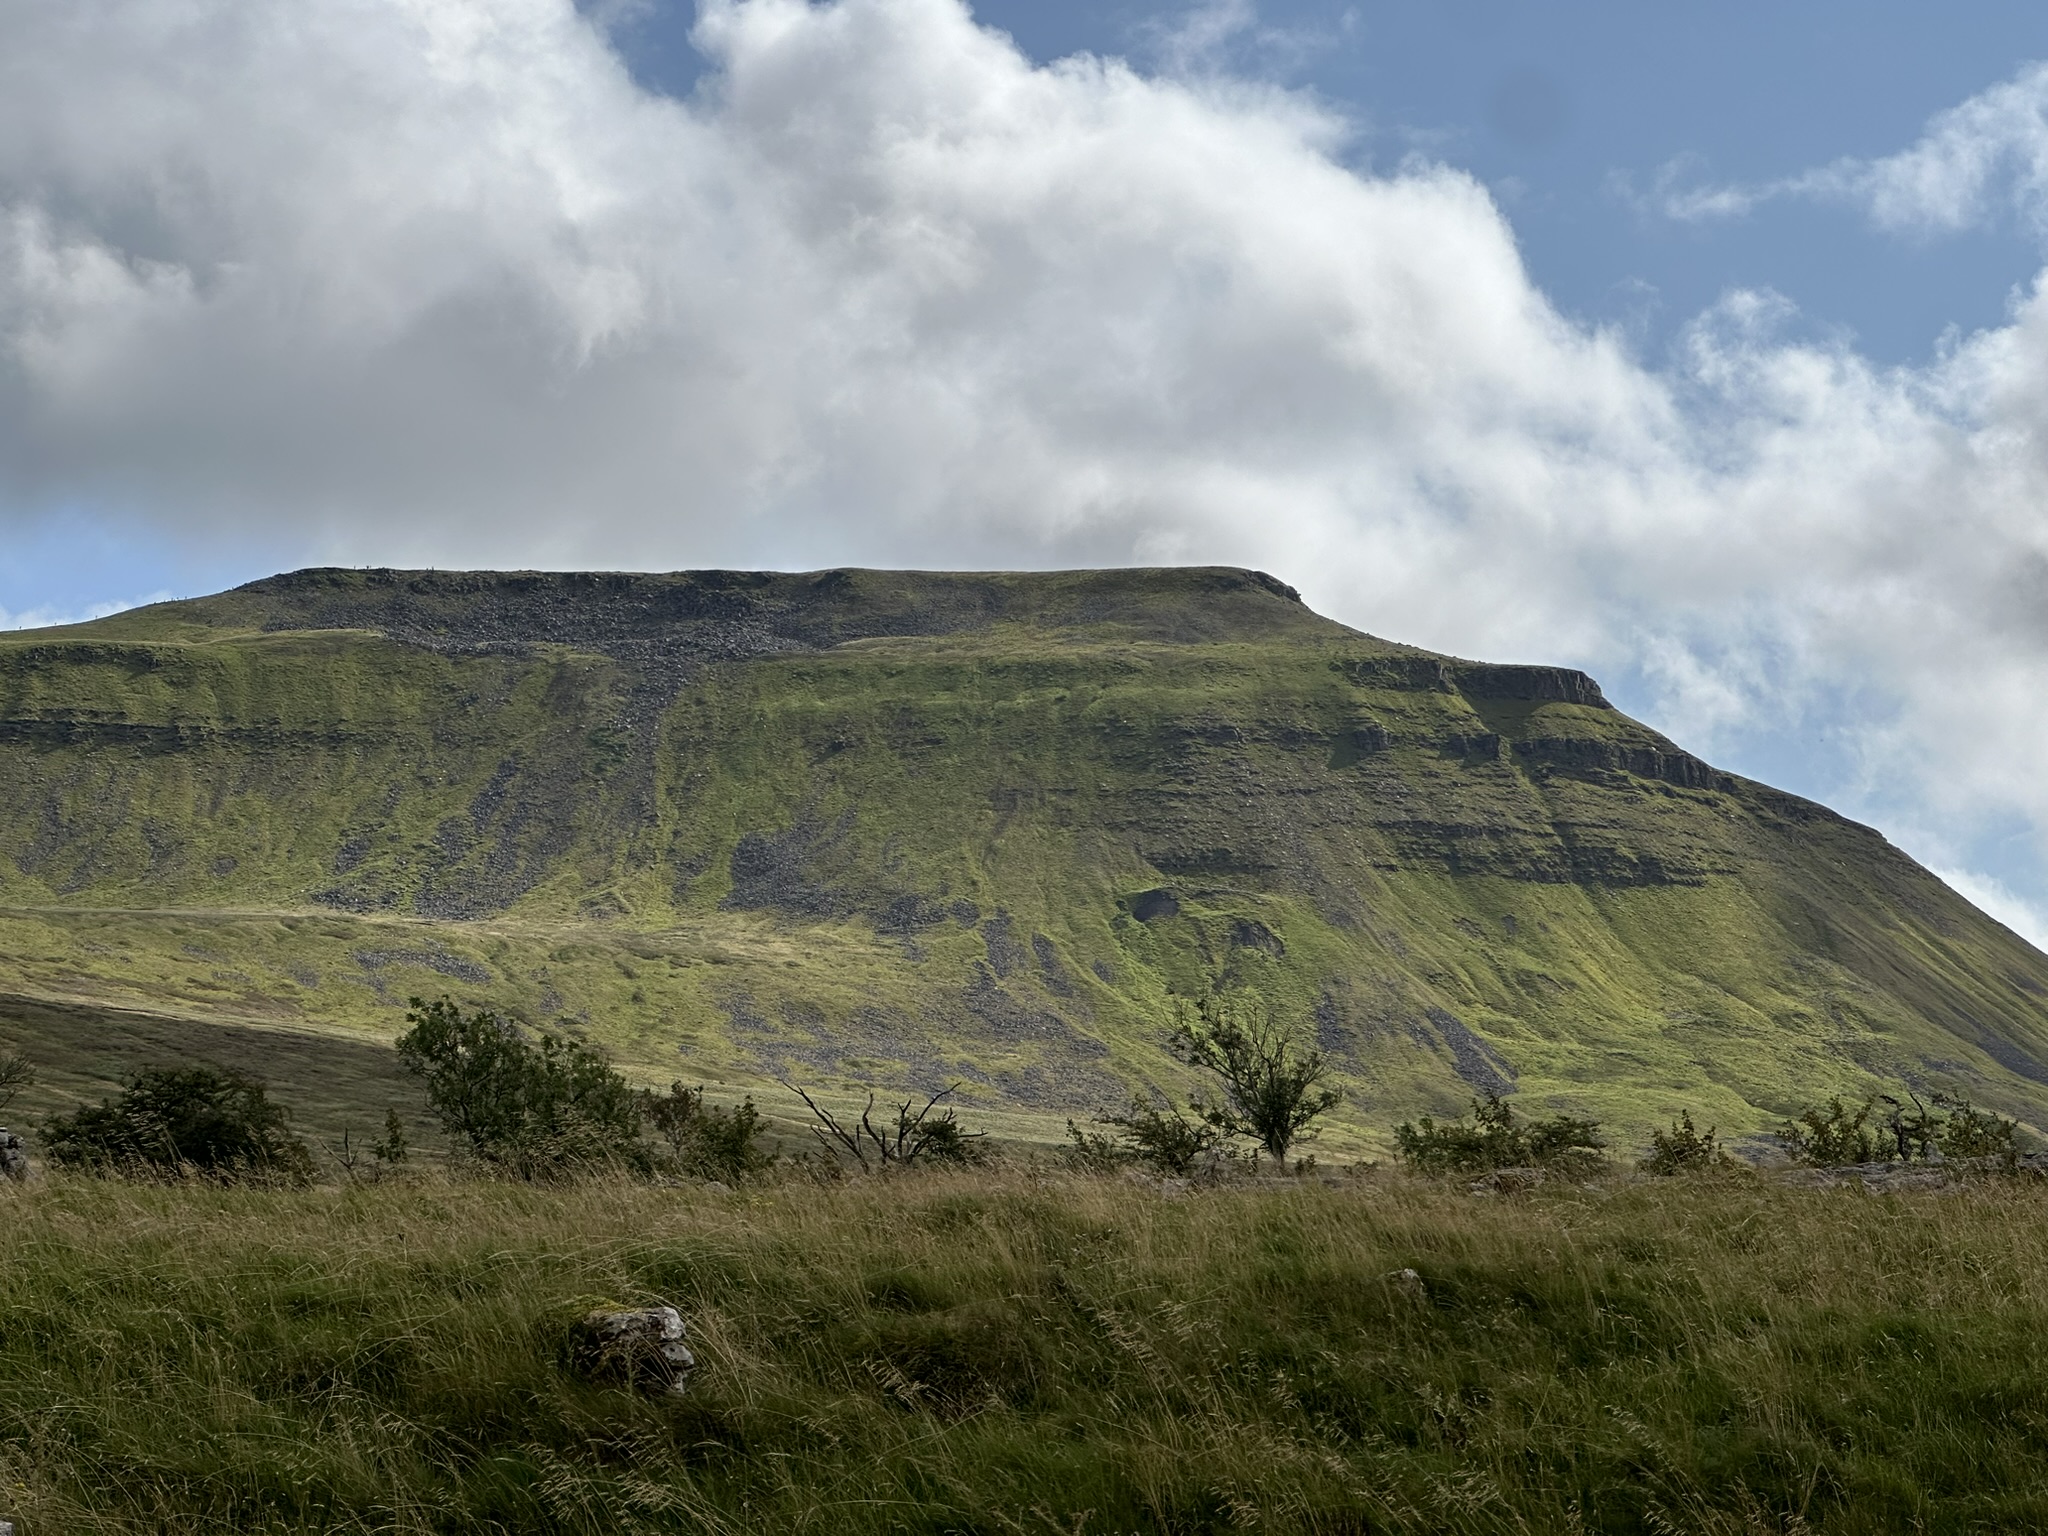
xmin=3 ymin=1168 xmax=2048 ymax=1532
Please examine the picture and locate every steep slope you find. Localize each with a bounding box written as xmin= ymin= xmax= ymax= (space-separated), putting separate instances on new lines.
xmin=3 ymin=565 xmax=2045 ymax=1147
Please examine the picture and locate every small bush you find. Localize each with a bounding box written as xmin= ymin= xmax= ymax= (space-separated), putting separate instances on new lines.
xmin=1071 ymin=1096 xmax=1225 ymax=1176
xmin=397 ymin=996 xmax=645 ymax=1179
xmin=1876 ymin=1094 xmax=1942 ymax=1162
xmin=902 ymin=1111 xmax=986 ymax=1166
xmin=1170 ymin=996 xmax=1339 ymax=1163
xmin=1062 ymin=1119 xmax=1125 ymax=1174
xmin=1639 ymin=1112 xmax=1733 ymax=1176
xmin=1936 ymin=1095 xmax=2020 ymax=1163
xmin=372 ymin=1106 xmax=410 ymax=1166
xmin=41 ymin=1064 xmax=313 ymax=1182
xmin=1779 ymin=1097 xmax=1878 ymax=1166
xmin=644 ymin=1082 xmax=772 ymax=1180
xmin=789 ymin=1083 xmax=987 ymax=1170
xmin=1394 ymin=1095 xmax=1605 ymax=1176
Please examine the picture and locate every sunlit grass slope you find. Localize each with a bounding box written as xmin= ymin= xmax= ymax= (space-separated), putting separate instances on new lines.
xmin=2 ymin=564 xmax=2045 ymax=1146
xmin=5 ymin=1171 xmax=2048 ymax=1533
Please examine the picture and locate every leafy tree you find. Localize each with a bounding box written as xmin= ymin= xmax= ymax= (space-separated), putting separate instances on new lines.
xmin=1170 ymin=996 xmax=1339 ymax=1163
xmin=1395 ymin=1094 xmax=1605 ymax=1176
xmin=644 ymin=1082 xmax=771 ymax=1180
xmin=42 ymin=1064 xmax=313 ymax=1182
xmin=397 ymin=996 xmax=644 ymax=1178
xmin=1062 ymin=1118 xmax=1126 ymax=1174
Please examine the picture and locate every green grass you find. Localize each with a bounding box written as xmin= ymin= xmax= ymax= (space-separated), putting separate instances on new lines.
xmin=6 ymin=1168 xmax=2048 ymax=1532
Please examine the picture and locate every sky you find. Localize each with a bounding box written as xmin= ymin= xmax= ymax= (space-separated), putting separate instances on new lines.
xmin=8 ymin=0 xmax=2048 ymax=941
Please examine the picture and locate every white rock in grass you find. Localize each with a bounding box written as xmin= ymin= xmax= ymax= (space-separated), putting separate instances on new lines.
xmin=571 ymin=1306 xmax=696 ymax=1396
xmin=1383 ymin=1267 xmax=1427 ymax=1305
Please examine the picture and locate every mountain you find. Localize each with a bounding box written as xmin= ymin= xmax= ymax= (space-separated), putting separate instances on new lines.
xmin=3 ymin=564 xmax=2045 ymax=1148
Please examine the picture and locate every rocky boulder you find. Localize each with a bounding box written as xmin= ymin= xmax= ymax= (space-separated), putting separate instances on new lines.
xmin=569 ymin=1306 xmax=696 ymax=1396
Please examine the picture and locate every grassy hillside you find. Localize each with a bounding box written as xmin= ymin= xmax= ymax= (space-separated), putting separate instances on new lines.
xmin=2 ymin=564 xmax=2046 ymax=1148
xmin=5 ymin=1169 xmax=2048 ymax=1532
xmin=0 ymin=993 xmax=435 ymax=1157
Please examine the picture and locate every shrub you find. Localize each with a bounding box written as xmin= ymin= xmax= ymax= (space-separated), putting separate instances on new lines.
xmin=1071 ymin=1096 xmax=1226 ymax=1176
xmin=397 ymin=996 xmax=644 ymax=1179
xmin=334 ymin=1108 xmax=411 ymax=1183
xmin=372 ymin=1106 xmax=410 ymax=1166
xmin=1876 ymin=1094 xmax=1942 ymax=1162
xmin=1395 ymin=1094 xmax=1605 ymax=1176
xmin=788 ymin=1083 xmax=987 ymax=1170
xmin=1781 ymin=1093 xmax=2026 ymax=1168
xmin=1639 ymin=1112 xmax=1733 ymax=1176
xmin=1062 ymin=1119 xmax=1125 ymax=1173
xmin=1170 ymin=996 xmax=1339 ymax=1163
xmin=1936 ymin=1095 xmax=2021 ymax=1163
xmin=644 ymin=1082 xmax=772 ymax=1180
xmin=41 ymin=1064 xmax=313 ymax=1182
xmin=1778 ymin=1097 xmax=1877 ymax=1166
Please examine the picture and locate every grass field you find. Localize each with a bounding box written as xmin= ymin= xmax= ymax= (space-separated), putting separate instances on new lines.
xmin=4 ymin=1166 xmax=2048 ymax=1533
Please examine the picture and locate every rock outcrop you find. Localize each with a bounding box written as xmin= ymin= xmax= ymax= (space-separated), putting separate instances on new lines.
xmin=569 ymin=1306 xmax=696 ymax=1396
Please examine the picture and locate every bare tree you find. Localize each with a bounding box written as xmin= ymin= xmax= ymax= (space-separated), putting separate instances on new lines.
xmin=0 ymin=1051 xmax=35 ymax=1117
xmin=785 ymin=1082 xmax=986 ymax=1170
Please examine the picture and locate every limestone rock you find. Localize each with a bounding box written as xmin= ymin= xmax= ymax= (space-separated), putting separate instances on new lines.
xmin=571 ymin=1306 xmax=696 ymax=1396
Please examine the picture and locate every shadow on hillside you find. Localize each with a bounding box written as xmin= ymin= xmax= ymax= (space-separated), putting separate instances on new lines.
xmin=0 ymin=994 xmax=425 ymax=1156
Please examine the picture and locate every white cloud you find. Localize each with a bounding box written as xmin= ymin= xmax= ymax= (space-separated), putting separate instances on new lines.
xmin=5 ymin=0 xmax=2048 ymax=913
xmin=1137 ymin=0 xmax=1350 ymax=81
xmin=1932 ymin=866 xmax=2048 ymax=953
xmin=1650 ymin=60 xmax=2048 ymax=238
xmin=0 ymin=592 xmax=168 ymax=631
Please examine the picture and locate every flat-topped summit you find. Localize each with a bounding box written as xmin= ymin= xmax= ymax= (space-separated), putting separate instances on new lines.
xmin=140 ymin=565 xmax=1337 ymax=654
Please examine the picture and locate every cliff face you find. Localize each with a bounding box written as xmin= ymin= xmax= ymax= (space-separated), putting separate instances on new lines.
xmin=2 ymin=565 xmax=2045 ymax=1144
